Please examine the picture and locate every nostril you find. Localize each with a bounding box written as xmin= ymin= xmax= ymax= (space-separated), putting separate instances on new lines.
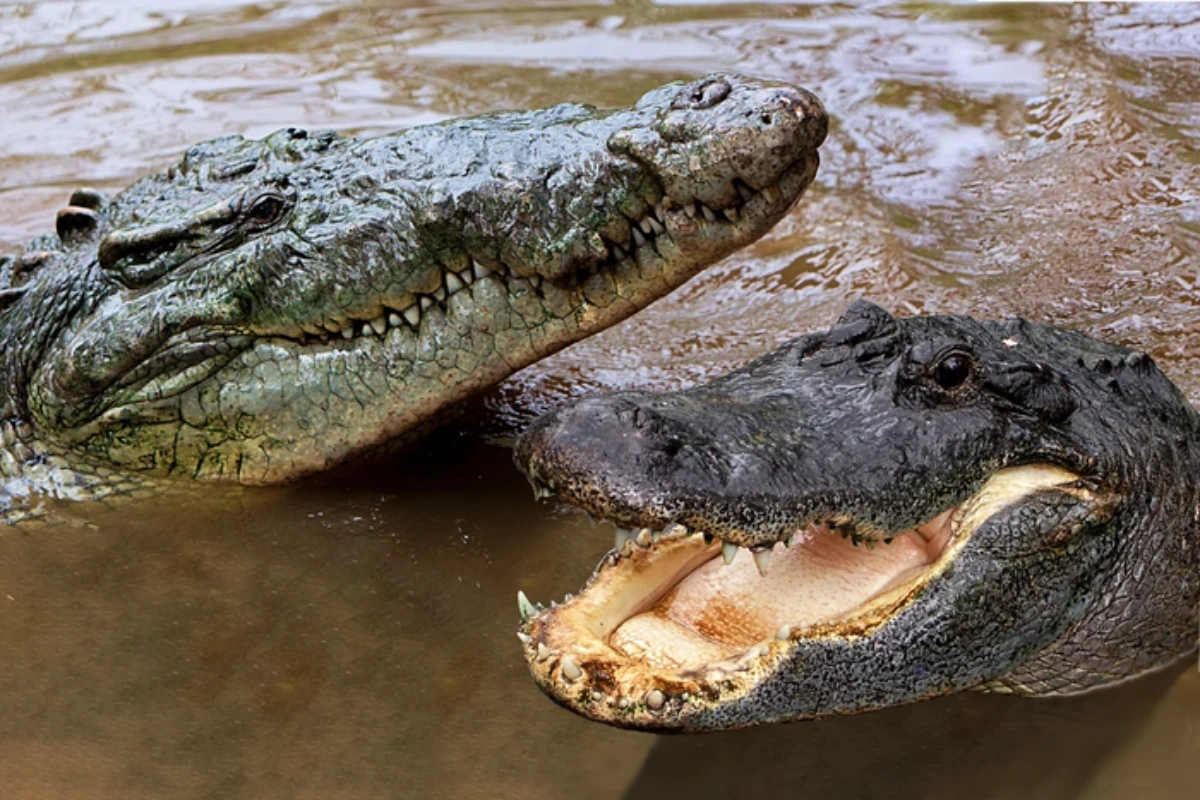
xmin=760 ymin=112 xmax=773 ymax=126
xmin=682 ymin=76 xmax=731 ymax=110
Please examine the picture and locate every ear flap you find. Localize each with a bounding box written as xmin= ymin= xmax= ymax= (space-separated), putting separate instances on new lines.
xmin=984 ymin=362 xmax=1076 ymax=423
xmin=0 ymin=286 xmax=27 ymax=313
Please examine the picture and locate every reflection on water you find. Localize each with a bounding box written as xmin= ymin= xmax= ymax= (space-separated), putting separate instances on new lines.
xmin=0 ymin=1 xmax=1197 ymax=797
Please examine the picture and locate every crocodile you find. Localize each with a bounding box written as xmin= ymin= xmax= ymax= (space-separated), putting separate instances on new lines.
xmin=514 ymin=300 xmax=1200 ymax=731
xmin=0 ymin=74 xmax=827 ymax=517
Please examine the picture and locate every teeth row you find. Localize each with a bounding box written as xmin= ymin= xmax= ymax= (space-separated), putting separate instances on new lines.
xmin=297 ymin=177 xmax=784 ymax=345
xmin=299 ymin=258 xmax=537 ymax=344
xmin=610 ymin=522 xmax=784 ymax=577
xmin=588 ymin=178 xmax=783 ymax=267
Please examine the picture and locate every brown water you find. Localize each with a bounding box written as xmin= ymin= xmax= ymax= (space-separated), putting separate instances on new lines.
xmin=1 ymin=2 xmax=1198 ymax=798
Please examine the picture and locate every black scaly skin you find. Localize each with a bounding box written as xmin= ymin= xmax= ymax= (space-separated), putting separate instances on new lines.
xmin=516 ymin=300 xmax=1200 ymax=729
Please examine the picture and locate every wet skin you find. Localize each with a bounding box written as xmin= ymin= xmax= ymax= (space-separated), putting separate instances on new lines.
xmin=0 ymin=74 xmax=827 ymax=517
xmin=515 ymin=300 xmax=1200 ymax=731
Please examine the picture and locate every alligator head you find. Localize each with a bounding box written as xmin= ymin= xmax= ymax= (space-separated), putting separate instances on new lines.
xmin=515 ymin=300 xmax=1200 ymax=731
xmin=0 ymin=74 xmax=826 ymax=497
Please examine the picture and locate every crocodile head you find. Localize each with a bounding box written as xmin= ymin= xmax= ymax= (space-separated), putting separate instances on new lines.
xmin=0 ymin=74 xmax=826 ymax=488
xmin=515 ymin=301 xmax=1200 ymax=731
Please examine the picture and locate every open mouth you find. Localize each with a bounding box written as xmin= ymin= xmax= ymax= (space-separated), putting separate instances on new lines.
xmin=518 ymin=464 xmax=1089 ymax=725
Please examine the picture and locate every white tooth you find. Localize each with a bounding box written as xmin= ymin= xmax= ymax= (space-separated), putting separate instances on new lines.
xmin=361 ymin=323 xmax=372 ymax=337
xmin=702 ymin=204 xmax=717 ymax=223
xmin=518 ymin=590 xmax=537 ymax=620
xmin=635 ymin=528 xmax=652 ymax=548
xmin=517 ymin=631 xmax=531 ymax=645
xmin=762 ymin=184 xmax=779 ymax=203
xmin=446 ymin=271 xmax=465 ymax=294
xmin=433 ymin=285 xmax=447 ymax=302
xmin=613 ymin=244 xmax=628 ymax=261
xmin=639 ymin=217 xmax=654 ymax=235
xmin=683 ymin=202 xmax=697 ymax=218
xmin=403 ymin=305 xmax=421 ymax=327
xmin=723 ymin=206 xmax=738 ymax=222
xmin=737 ymin=183 xmax=755 ymax=202
xmin=458 ymin=267 xmax=474 ymax=285
xmin=388 ymin=313 xmax=402 ymax=327
xmin=648 ymin=216 xmax=665 ymax=234
xmin=472 ymin=259 xmax=489 ymax=281
xmin=561 ymin=654 xmax=583 ymax=682
xmin=420 ymin=296 xmax=433 ymax=310
xmin=722 ymin=541 xmax=738 ymax=565
xmin=646 ymin=689 xmax=665 ymax=710
xmin=776 ymin=625 xmax=792 ymax=641
xmin=753 ymin=547 xmax=772 ymax=577
xmin=614 ymin=528 xmax=631 ymax=550
xmin=632 ymin=227 xmax=646 ymax=247
xmin=369 ymin=316 xmax=386 ymax=336
xmin=592 ymin=691 xmax=604 ymax=702
xmin=618 ymin=697 xmax=631 ymax=709
xmin=654 ymin=202 xmax=666 ymax=222
xmin=341 ymin=326 xmax=354 ymax=340
xmin=529 ymin=275 xmax=542 ymax=289
xmin=536 ymin=642 xmax=552 ymax=662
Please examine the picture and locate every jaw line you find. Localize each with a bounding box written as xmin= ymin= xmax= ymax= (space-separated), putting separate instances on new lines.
xmin=518 ymin=463 xmax=1089 ymax=727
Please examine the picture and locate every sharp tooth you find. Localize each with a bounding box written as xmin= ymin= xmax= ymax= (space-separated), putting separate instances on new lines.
xmin=646 ymin=689 xmax=665 ymax=710
xmin=517 ymin=631 xmax=531 ymax=645
xmin=613 ymin=244 xmax=628 ymax=261
xmin=458 ymin=267 xmax=474 ymax=285
xmin=618 ymin=697 xmax=630 ymax=709
xmin=647 ymin=215 xmax=665 ymax=234
xmin=762 ymin=184 xmax=779 ymax=203
xmin=560 ymin=654 xmax=583 ymax=682
xmin=775 ymin=625 xmax=791 ymax=641
xmin=639 ymin=217 xmax=654 ymax=235
xmin=445 ymin=271 xmax=465 ymax=294
xmin=654 ymin=202 xmax=666 ymax=222
xmin=737 ymin=183 xmax=755 ymax=202
xmin=403 ymin=305 xmax=421 ymax=327
xmin=536 ymin=642 xmax=552 ymax=662
xmin=369 ymin=316 xmax=386 ymax=336
xmin=752 ymin=547 xmax=772 ymax=577
xmin=632 ymin=227 xmax=646 ymax=247
xmin=341 ymin=326 xmax=354 ymax=340
xmin=360 ymin=323 xmax=372 ymax=337
xmin=683 ymin=202 xmax=697 ymax=218
xmin=529 ymin=275 xmax=542 ymax=289
xmin=420 ymin=296 xmax=433 ymax=310
xmin=388 ymin=313 xmax=402 ymax=327
xmin=722 ymin=541 xmax=738 ymax=565
xmin=723 ymin=206 xmax=738 ymax=222
xmin=472 ymin=259 xmax=489 ymax=281
xmin=518 ymin=591 xmax=536 ymax=620
xmin=614 ymin=527 xmax=631 ymax=550
xmin=635 ymin=528 xmax=652 ymax=547
xmin=701 ymin=204 xmax=717 ymax=223
xmin=433 ymin=285 xmax=447 ymax=302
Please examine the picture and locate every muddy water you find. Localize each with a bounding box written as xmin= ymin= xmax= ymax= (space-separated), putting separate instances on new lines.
xmin=1 ymin=1 xmax=1198 ymax=798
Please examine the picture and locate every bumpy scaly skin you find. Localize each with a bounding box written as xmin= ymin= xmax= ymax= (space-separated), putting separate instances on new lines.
xmin=0 ymin=75 xmax=827 ymax=511
xmin=516 ymin=301 xmax=1200 ymax=730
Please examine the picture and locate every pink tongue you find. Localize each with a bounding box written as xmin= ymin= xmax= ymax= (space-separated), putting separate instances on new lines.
xmin=610 ymin=528 xmax=932 ymax=668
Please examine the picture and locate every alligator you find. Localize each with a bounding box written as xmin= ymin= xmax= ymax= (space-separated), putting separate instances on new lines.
xmin=0 ymin=74 xmax=827 ymax=518
xmin=514 ymin=300 xmax=1200 ymax=731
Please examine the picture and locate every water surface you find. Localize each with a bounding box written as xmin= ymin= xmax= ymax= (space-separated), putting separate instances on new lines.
xmin=1 ymin=2 xmax=1197 ymax=798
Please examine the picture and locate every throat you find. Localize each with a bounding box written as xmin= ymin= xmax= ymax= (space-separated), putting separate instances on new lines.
xmin=610 ymin=522 xmax=950 ymax=671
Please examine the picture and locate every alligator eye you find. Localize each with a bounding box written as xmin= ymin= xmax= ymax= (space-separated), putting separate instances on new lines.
xmin=245 ymin=194 xmax=287 ymax=227
xmin=932 ymin=351 xmax=975 ymax=391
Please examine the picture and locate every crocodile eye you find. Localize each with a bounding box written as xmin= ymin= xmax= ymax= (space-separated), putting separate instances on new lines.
xmin=932 ymin=351 xmax=975 ymax=391
xmin=245 ymin=194 xmax=287 ymax=227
